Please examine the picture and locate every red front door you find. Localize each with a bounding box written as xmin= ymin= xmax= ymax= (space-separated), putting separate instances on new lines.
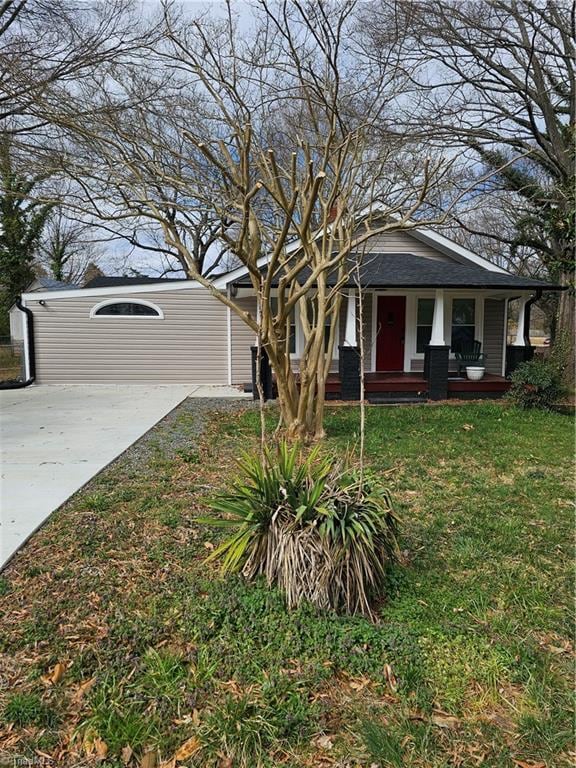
xmin=376 ymin=296 xmax=406 ymax=371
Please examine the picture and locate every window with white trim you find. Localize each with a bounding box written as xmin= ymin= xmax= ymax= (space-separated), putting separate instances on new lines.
xmin=416 ymin=298 xmax=434 ymax=353
xmin=451 ymin=298 xmax=475 ymax=352
xmin=90 ymin=299 xmax=163 ymax=318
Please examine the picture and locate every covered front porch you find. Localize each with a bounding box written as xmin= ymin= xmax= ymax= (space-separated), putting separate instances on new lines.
xmin=332 ymin=285 xmax=528 ymax=402
xmin=251 ymin=284 xmax=534 ymax=403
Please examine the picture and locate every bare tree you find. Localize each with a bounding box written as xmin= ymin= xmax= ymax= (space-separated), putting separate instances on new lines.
xmin=365 ymin=0 xmax=575 ymax=378
xmin=44 ymin=0 xmax=505 ymax=439
xmin=444 ymin=196 xmax=561 ymax=336
xmin=0 ymin=0 xmax=158 ymax=133
xmin=36 ymin=209 xmax=106 ymax=284
xmin=81 ymin=125 xmax=237 ymax=279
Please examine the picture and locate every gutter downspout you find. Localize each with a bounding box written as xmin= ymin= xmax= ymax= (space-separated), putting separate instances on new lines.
xmin=0 ymin=297 xmax=35 ymax=389
xmin=523 ymin=288 xmax=542 ymax=348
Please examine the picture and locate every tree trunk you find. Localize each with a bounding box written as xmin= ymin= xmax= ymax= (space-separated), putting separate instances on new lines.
xmin=270 ymin=330 xmax=333 ymax=442
xmin=556 ymin=270 xmax=575 ymax=388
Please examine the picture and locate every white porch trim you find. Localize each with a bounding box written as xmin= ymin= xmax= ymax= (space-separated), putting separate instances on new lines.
xmin=502 ymin=298 xmax=509 ymax=375
xmin=343 ymin=288 xmax=357 ymax=346
xmin=513 ymin=295 xmax=529 ymax=346
xmin=430 ymin=289 xmax=446 ymax=346
xmin=226 ymin=287 xmax=233 ymax=385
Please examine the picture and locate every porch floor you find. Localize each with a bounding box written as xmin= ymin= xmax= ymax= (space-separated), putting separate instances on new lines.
xmin=324 ymin=371 xmax=511 ymax=397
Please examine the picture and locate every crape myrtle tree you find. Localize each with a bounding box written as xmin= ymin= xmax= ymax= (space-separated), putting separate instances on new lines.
xmin=48 ymin=0 xmax=497 ymax=439
xmin=365 ymin=0 xmax=575 ymax=381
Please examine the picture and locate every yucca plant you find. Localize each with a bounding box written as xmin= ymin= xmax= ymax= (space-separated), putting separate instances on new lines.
xmin=199 ymin=442 xmax=400 ymax=618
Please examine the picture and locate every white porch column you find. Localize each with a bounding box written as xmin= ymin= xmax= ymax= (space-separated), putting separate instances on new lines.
xmin=430 ymin=288 xmax=446 ymax=346
xmin=343 ymin=288 xmax=357 ymax=346
xmin=514 ymin=295 xmax=528 ymax=346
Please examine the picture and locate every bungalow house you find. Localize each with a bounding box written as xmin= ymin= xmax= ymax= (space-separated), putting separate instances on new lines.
xmin=17 ymin=226 xmax=562 ymax=401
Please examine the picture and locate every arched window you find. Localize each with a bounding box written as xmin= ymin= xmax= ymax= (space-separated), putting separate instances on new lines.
xmin=90 ymin=299 xmax=164 ymax=318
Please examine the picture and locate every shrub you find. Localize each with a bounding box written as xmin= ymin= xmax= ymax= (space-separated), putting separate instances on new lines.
xmin=200 ymin=442 xmax=400 ymax=618
xmin=508 ymin=356 xmax=564 ymax=410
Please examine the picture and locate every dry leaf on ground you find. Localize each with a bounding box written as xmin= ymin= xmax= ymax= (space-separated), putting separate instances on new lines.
xmin=174 ymin=736 xmax=202 ymax=761
xmin=94 ymin=737 xmax=108 ymax=759
xmin=74 ymin=677 xmax=97 ymax=701
xmin=431 ymin=712 xmax=460 ymax=729
xmin=42 ymin=661 xmax=66 ymax=685
xmin=312 ymin=734 xmax=334 ymax=750
xmin=383 ymin=663 xmax=398 ymax=692
xmin=140 ymin=749 xmax=158 ymax=768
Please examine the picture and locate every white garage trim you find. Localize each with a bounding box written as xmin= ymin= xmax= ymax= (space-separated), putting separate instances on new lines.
xmin=23 ymin=279 xmax=204 ymax=301
xmin=20 ymin=297 xmax=32 ymax=381
xmin=226 ymin=287 xmax=233 ymax=385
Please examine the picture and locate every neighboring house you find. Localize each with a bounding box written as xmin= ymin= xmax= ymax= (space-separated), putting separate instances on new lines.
xmin=83 ymin=276 xmax=188 ymax=289
xmin=19 ymin=227 xmax=562 ymax=399
xmin=9 ymin=277 xmax=77 ymax=344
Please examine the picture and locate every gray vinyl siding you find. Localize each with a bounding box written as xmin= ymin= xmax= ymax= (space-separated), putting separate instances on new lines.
xmin=230 ymin=296 xmax=257 ymax=385
xmin=482 ymin=298 xmax=506 ymax=375
xmin=410 ymin=358 xmax=460 ymax=373
xmin=29 ymin=288 xmax=229 ymax=384
xmin=360 ymin=230 xmax=452 ymax=261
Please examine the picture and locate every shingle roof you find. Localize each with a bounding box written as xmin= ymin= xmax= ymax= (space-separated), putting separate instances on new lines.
xmin=236 ymin=252 xmax=562 ymax=291
xmin=83 ymin=276 xmax=187 ymax=288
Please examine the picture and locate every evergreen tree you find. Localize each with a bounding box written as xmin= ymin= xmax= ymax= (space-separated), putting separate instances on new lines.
xmin=0 ymin=137 xmax=53 ymax=331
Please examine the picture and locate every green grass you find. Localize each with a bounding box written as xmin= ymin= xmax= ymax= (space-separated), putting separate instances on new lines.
xmin=0 ymin=402 xmax=573 ymax=767
xmin=2 ymin=693 xmax=57 ymax=728
xmin=360 ymin=720 xmax=404 ymax=766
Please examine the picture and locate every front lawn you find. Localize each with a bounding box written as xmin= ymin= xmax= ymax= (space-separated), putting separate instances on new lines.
xmin=0 ymin=401 xmax=573 ymax=767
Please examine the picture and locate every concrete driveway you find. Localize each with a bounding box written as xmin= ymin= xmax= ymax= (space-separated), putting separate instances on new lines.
xmin=0 ymin=384 xmax=247 ymax=569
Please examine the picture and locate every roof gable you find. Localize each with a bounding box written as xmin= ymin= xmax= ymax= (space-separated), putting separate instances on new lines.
xmin=407 ymin=228 xmax=508 ymax=273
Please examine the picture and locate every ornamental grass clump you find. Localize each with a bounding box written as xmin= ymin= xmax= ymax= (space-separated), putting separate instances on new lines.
xmin=200 ymin=442 xmax=401 ymax=618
